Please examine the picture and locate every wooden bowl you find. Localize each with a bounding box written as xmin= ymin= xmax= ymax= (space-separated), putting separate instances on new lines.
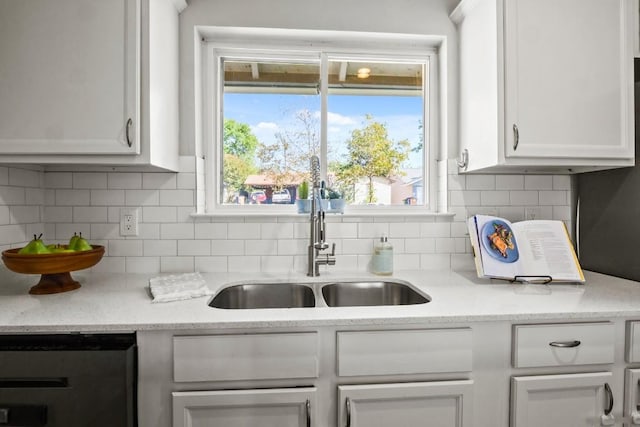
xmin=2 ymin=245 xmax=104 ymax=294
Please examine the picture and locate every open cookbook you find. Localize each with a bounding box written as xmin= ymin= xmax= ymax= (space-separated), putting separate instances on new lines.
xmin=467 ymin=215 xmax=585 ymax=283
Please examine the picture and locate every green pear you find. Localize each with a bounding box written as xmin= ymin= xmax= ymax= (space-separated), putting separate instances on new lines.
xmin=18 ymin=234 xmax=50 ymax=254
xmin=73 ymin=233 xmax=93 ymax=252
xmin=68 ymin=232 xmax=80 ymax=250
xmin=49 ymin=244 xmax=74 ymax=254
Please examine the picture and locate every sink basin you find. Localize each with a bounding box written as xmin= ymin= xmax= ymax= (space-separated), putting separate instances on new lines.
xmin=321 ymin=280 xmax=430 ymax=307
xmin=209 ymin=283 xmax=315 ymax=309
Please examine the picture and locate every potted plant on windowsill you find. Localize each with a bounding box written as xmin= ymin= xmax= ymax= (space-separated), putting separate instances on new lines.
xmin=327 ymin=188 xmax=345 ymax=213
xmin=296 ymin=181 xmax=311 ymax=214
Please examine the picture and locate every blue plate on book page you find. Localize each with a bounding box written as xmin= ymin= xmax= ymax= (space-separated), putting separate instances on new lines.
xmin=480 ymin=220 xmax=519 ymax=263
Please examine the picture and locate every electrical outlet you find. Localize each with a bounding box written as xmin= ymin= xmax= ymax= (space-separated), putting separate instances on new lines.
xmin=120 ymin=208 xmax=139 ymax=236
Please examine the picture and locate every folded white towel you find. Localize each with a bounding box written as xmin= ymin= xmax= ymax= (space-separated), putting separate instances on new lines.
xmin=149 ymin=272 xmax=213 ymax=303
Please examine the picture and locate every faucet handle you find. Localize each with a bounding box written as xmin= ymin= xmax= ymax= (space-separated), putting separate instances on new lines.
xmin=330 ymin=242 xmax=336 ymax=256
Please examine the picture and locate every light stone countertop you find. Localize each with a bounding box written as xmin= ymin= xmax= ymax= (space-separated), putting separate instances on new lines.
xmin=1 ymin=266 xmax=640 ymax=333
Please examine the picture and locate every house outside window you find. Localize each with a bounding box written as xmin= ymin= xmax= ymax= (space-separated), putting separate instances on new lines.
xmin=201 ymin=28 xmax=442 ymax=215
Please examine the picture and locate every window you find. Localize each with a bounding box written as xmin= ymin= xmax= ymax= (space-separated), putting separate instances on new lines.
xmin=201 ymin=28 xmax=442 ymax=214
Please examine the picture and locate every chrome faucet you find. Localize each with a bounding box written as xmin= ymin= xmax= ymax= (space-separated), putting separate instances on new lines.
xmin=307 ymin=156 xmax=336 ymax=276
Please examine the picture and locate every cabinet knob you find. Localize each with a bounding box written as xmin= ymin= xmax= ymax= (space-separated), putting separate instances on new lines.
xmin=549 ymin=340 xmax=581 ymax=348
xmin=513 ymin=124 xmax=519 ymax=151
xmin=345 ymin=397 xmax=351 ymax=427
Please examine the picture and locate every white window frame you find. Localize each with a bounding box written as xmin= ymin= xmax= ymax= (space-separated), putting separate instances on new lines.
xmin=197 ymin=26 xmax=445 ymax=216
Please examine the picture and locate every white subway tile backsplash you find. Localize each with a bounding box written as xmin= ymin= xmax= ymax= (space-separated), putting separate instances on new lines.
xmin=25 ymin=188 xmax=45 ymax=206
xmin=143 ymin=240 xmax=177 ymax=256
xmin=420 ymin=253 xmax=451 ymax=270
xmin=73 ymin=173 xmax=107 ymax=189
xmin=539 ymin=190 xmax=568 ymax=206
xmin=524 ymin=175 xmax=553 ymax=190
xmin=553 ymin=175 xmax=572 ymax=190
xmin=466 ymin=175 xmax=495 ymax=190
xmin=261 ymin=223 xmax=294 ymax=240
xmin=45 ymin=172 xmax=72 ymax=189
xmin=496 ymin=175 xmax=524 ymax=190
xmin=357 ymin=222 xmax=389 ymax=238
xmin=405 ymin=238 xmax=435 ymax=254
xmin=90 ymin=190 xmax=125 ymax=206
xmin=0 ymin=206 xmax=10 ymax=225
xmin=261 ymin=255 xmax=294 ymax=272
xmin=177 ymin=239 xmax=211 ymax=256
xmin=245 ymin=239 xmax=278 ymax=256
xmin=10 ymin=206 xmax=40 ymax=224
xmin=108 ymin=173 xmax=142 ymax=189
xmin=56 ymin=189 xmax=90 ymax=206
xmin=211 ymin=239 xmax=244 ymax=256
xmin=9 ymin=168 xmax=41 ymax=188
xmin=109 ymin=239 xmax=143 ymax=257
xmin=228 ymin=222 xmax=260 ymax=239
xmin=125 ymin=190 xmax=159 ymax=206
xmin=194 ymin=256 xmax=227 ymax=273
xmin=160 ymin=256 xmax=194 ymax=273
xmin=73 ymin=207 xmax=108 ymax=223
xmin=509 ymin=191 xmax=539 ymax=206
xmin=194 ymin=222 xmax=227 ymax=239
xmin=0 ymin=187 xmax=26 ymax=205
xmin=125 ymin=257 xmax=160 ymax=274
xmin=161 ymin=223 xmax=194 ymax=240
xmin=143 ymin=206 xmax=177 ymax=223
xmin=480 ymin=191 xmax=510 ymax=206
xmin=90 ymin=223 xmax=120 ymax=240
xmin=420 ymin=222 xmax=450 ymax=238
xmin=143 ymin=173 xmax=177 ymax=190
xmin=0 ymin=161 xmax=578 ymax=275
xmin=228 ymin=256 xmax=260 ymax=272
xmin=137 ymin=223 xmax=161 ymax=239
xmin=91 ymin=256 xmax=125 ymax=273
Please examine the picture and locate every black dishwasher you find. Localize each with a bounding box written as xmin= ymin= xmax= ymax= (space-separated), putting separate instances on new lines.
xmin=0 ymin=333 xmax=136 ymax=427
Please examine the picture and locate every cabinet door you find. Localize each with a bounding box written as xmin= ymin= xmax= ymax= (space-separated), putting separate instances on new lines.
xmin=172 ymin=387 xmax=316 ymax=427
xmin=511 ymin=372 xmax=614 ymax=426
xmin=0 ymin=0 xmax=139 ymax=155
xmin=338 ymin=380 xmax=473 ymax=427
xmin=503 ymin=0 xmax=633 ymax=160
xmin=625 ymin=368 xmax=640 ymax=426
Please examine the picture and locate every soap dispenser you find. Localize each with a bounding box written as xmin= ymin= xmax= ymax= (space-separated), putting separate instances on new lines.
xmin=372 ymin=235 xmax=393 ymax=275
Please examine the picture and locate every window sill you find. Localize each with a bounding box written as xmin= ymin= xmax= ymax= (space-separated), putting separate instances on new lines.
xmin=190 ymin=209 xmax=455 ymax=220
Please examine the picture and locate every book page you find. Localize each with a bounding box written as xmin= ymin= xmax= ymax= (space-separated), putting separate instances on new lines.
xmin=512 ymin=220 xmax=584 ymax=283
xmin=472 ymin=215 xmax=522 ymax=280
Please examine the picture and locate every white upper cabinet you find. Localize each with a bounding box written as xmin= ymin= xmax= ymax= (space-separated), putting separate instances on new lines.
xmin=0 ymin=0 xmax=184 ymax=171
xmin=451 ymin=0 xmax=635 ymax=173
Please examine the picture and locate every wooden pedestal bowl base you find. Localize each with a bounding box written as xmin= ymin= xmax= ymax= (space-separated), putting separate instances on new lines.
xmin=2 ymin=245 xmax=104 ymax=295
xmin=29 ymin=272 xmax=82 ymax=295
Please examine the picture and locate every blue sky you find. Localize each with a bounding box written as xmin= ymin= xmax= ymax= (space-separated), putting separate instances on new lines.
xmin=224 ymin=93 xmax=424 ymax=167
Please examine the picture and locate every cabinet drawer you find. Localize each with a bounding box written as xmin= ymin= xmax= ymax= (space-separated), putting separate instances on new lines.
xmin=173 ymin=332 xmax=318 ymax=382
xmin=626 ymin=321 xmax=640 ymax=362
xmin=337 ymin=328 xmax=472 ymax=377
xmin=512 ymin=322 xmax=614 ymax=368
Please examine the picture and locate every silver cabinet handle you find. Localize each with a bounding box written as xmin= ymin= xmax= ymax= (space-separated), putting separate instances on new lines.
xmin=604 ymin=382 xmax=613 ymax=416
xmin=513 ymin=123 xmax=519 ymax=151
xmin=125 ymin=118 xmax=133 ymax=147
xmin=346 ymin=397 xmax=351 ymax=427
xmin=306 ymin=399 xmax=311 ymax=427
xmin=549 ymin=340 xmax=581 ymax=348
xmin=457 ymin=148 xmax=469 ymax=169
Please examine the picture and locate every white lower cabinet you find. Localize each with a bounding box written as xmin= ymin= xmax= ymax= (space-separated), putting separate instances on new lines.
xmin=338 ymin=381 xmax=473 ymax=427
xmin=172 ymin=387 xmax=316 ymax=427
xmin=510 ymin=372 xmax=614 ymax=426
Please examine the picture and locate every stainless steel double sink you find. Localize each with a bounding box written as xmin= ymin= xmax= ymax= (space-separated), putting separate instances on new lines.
xmin=209 ymin=279 xmax=430 ymax=309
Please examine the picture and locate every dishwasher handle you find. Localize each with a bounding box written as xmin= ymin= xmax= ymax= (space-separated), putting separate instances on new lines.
xmin=0 ymin=404 xmax=47 ymax=426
